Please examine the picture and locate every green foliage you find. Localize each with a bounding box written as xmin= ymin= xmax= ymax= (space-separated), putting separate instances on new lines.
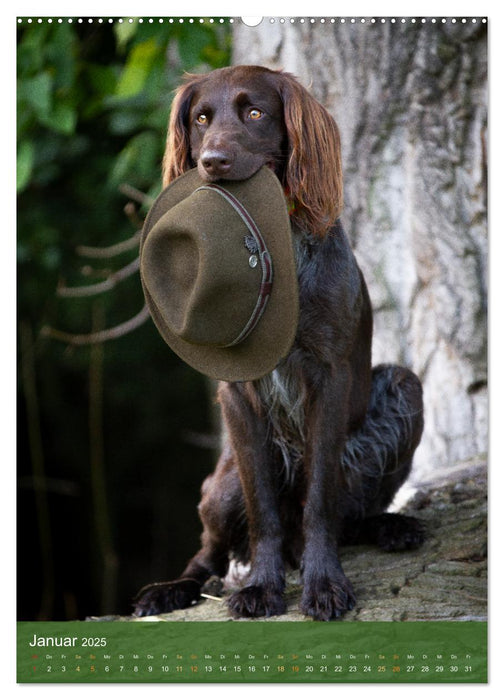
xmin=17 ymin=19 xmax=231 ymax=319
xmin=17 ymin=20 xmax=230 ymax=196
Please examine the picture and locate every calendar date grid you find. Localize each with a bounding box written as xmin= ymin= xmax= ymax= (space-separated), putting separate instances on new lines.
xmin=29 ymin=647 xmax=477 ymax=678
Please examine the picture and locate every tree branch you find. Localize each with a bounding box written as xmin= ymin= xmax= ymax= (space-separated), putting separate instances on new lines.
xmin=57 ymin=257 xmax=140 ymax=298
xmin=76 ymin=231 xmax=141 ymax=259
xmin=119 ymin=183 xmax=155 ymax=207
xmin=41 ymin=305 xmax=150 ymax=346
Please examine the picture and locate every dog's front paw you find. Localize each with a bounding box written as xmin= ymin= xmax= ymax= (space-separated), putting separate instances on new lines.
xmin=227 ymin=585 xmax=286 ymax=618
xmin=133 ymin=578 xmax=201 ymax=617
xmin=301 ymin=573 xmax=356 ymax=621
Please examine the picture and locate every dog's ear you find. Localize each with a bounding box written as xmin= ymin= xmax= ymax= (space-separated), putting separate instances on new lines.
xmin=276 ymin=73 xmax=343 ymax=237
xmin=162 ymin=78 xmax=199 ymax=187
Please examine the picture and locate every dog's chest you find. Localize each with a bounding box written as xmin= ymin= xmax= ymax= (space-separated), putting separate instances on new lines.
xmin=255 ymin=364 xmax=306 ymax=478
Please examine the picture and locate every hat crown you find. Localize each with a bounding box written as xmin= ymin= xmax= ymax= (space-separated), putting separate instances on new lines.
xmin=142 ymin=187 xmax=265 ymax=348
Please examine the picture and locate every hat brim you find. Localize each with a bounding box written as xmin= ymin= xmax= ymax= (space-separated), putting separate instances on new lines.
xmin=140 ymin=167 xmax=299 ymax=382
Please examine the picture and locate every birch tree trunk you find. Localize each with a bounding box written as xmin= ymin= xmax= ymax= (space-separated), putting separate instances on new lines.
xmin=232 ymin=18 xmax=488 ymax=481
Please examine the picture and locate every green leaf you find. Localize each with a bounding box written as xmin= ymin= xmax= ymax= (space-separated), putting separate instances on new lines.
xmin=177 ymin=25 xmax=211 ymax=67
xmin=46 ymin=23 xmax=77 ymax=90
xmin=47 ymin=102 xmax=77 ymax=135
xmin=19 ymin=71 xmax=53 ymax=119
xmin=109 ymin=131 xmax=160 ymax=187
xmin=17 ymin=140 xmax=34 ymax=192
xmin=108 ymin=109 xmax=144 ymax=136
xmin=115 ymin=38 xmax=160 ymax=98
xmin=114 ymin=20 xmax=139 ymax=50
xmin=86 ymin=64 xmax=117 ymax=98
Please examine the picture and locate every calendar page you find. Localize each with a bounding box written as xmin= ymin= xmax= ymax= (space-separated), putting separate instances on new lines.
xmin=16 ymin=13 xmax=488 ymax=685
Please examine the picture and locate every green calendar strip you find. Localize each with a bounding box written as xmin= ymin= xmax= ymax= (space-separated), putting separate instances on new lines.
xmin=17 ymin=620 xmax=487 ymax=683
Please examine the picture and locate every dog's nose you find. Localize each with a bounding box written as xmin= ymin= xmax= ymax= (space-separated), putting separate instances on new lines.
xmin=200 ymin=149 xmax=233 ymax=178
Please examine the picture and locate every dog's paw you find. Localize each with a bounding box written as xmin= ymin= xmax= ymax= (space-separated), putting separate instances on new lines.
xmin=133 ymin=578 xmax=201 ymax=617
xmin=227 ymin=585 xmax=286 ymax=618
xmin=375 ymin=513 xmax=425 ymax=552
xmin=300 ymin=574 xmax=356 ymax=621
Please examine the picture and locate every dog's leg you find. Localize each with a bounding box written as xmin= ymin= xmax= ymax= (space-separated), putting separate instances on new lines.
xmin=341 ymin=364 xmax=425 ymax=551
xmin=300 ymin=364 xmax=358 ymax=621
xmin=134 ymin=444 xmax=244 ymax=616
xmin=219 ymin=383 xmax=287 ymax=618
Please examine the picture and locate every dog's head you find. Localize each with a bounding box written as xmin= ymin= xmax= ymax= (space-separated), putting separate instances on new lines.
xmin=162 ymin=65 xmax=343 ymax=237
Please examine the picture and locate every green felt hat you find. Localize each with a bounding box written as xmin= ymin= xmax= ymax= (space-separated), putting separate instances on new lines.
xmin=140 ymin=167 xmax=299 ymax=381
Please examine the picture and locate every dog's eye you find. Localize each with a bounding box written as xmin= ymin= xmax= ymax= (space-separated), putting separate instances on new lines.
xmin=248 ymin=108 xmax=263 ymax=120
xmin=196 ymin=114 xmax=208 ymax=125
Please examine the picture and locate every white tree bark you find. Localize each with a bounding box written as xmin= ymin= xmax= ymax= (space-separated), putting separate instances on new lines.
xmin=232 ymin=18 xmax=488 ymax=480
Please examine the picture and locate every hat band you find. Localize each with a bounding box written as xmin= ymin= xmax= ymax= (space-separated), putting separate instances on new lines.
xmin=195 ymin=184 xmax=274 ymax=348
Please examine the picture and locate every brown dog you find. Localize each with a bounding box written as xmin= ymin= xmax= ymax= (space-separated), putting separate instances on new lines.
xmin=134 ymin=65 xmax=424 ymax=621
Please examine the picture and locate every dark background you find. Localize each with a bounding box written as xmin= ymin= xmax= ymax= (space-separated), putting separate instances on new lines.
xmin=17 ymin=18 xmax=231 ymax=620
